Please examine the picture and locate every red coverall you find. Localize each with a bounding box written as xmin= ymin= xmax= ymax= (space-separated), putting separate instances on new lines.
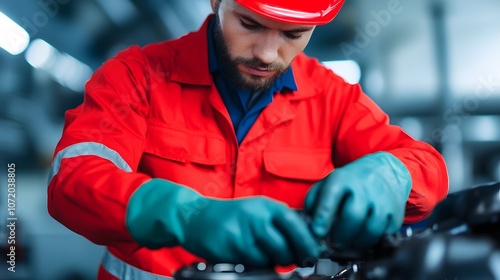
xmin=47 ymin=16 xmax=449 ymax=279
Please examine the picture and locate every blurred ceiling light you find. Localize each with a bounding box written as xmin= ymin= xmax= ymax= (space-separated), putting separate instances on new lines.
xmin=25 ymin=39 xmax=56 ymax=69
xmin=0 ymin=11 xmax=30 ymax=55
xmin=25 ymin=39 xmax=93 ymax=92
xmin=322 ymin=60 xmax=361 ymax=85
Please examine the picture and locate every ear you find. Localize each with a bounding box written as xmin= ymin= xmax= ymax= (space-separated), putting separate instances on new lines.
xmin=210 ymin=0 xmax=219 ymax=13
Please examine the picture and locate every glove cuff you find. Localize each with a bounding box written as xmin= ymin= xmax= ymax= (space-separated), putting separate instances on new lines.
xmin=126 ymin=178 xmax=204 ymax=248
xmin=372 ymin=151 xmax=412 ymax=197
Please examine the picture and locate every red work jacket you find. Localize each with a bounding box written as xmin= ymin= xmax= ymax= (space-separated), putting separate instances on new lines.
xmin=47 ymin=16 xmax=449 ymax=279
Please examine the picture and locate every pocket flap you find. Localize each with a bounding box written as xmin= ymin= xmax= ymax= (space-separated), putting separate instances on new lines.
xmin=263 ymin=148 xmax=334 ymax=181
xmin=144 ymin=124 xmax=226 ymax=165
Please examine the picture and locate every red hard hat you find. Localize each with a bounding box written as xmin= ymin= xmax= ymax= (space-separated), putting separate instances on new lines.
xmin=235 ymin=0 xmax=345 ymax=25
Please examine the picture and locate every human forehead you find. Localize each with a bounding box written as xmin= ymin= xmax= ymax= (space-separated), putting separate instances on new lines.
xmin=219 ymin=0 xmax=316 ymax=32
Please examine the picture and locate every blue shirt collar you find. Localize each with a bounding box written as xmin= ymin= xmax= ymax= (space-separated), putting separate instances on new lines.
xmin=207 ymin=18 xmax=297 ymax=92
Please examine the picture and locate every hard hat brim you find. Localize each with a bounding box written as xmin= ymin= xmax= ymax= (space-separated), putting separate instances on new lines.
xmin=236 ymin=0 xmax=345 ymax=25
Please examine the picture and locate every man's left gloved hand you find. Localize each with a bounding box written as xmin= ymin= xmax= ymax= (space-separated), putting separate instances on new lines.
xmin=304 ymin=152 xmax=412 ymax=249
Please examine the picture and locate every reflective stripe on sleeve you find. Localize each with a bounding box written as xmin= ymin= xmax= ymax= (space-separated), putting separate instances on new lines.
xmin=47 ymin=142 xmax=133 ymax=184
xmin=102 ymin=250 xmax=172 ymax=280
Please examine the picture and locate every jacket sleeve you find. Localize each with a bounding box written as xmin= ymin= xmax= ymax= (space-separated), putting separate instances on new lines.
xmin=331 ymin=83 xmax=449 ymax=223
xmin=47 ymin=46 xmax=154 ymax=249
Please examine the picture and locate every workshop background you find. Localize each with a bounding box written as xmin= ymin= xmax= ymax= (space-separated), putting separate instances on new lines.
xmin=0 ymin=0 xmax=499 ymax=279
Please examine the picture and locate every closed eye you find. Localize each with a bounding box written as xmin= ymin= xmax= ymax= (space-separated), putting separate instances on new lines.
xmin=240 ymin=19 xmax=261 ymax=30
xmin=239 ymin=15 xmax=306 ymax=40
xmin=284 ymin=32 xmax=302 ymax=40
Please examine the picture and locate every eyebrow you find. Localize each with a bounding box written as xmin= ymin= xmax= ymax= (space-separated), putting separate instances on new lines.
xmin=237 ymin=12 xmax=314 ymax=33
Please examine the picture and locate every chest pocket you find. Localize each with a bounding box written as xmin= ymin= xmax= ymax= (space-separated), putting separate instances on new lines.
xmin=263 ymin=148 xmax=334 ymax=181
xmin=141 ymin=122 xmax=228 ymax=194
xmin=143 ymin=123 xmax=226 ymax=165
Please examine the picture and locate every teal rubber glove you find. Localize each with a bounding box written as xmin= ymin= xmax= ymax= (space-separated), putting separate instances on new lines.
xmin=304 ymin=152 xmax=412 ymax=249
xmin=126 ymin=179 xmax=319 ymax=267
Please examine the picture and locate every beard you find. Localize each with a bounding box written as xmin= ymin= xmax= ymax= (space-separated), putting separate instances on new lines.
xmin=212 ymin=16 xmax=289 ymax=92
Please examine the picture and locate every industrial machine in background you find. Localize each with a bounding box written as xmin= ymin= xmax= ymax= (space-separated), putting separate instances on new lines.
xmin=174 ymin=182 xmax=500 ymax=280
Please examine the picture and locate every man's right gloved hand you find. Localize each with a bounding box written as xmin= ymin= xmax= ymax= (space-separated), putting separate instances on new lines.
xmin=126 ymin=179 xmax=319 ymax=267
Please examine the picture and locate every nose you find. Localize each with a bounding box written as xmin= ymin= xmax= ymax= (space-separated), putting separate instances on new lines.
xmin=252 ymin=33 xmax=280 ymax=65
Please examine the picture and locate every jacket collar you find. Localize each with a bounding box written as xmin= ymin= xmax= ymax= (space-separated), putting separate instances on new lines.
xmin=170 ymin=15 xmax=215 ymax=86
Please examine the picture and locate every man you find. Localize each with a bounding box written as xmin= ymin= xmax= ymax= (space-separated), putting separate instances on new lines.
xmin=47 ymin=0 xmax=449 ymax=279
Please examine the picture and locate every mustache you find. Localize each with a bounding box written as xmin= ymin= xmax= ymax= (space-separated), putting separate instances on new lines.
xmin=233 ymin=57 xmax=286 ymax=72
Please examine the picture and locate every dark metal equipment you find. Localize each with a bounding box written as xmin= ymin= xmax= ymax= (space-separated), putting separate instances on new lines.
xmin=174 ymin=182 xmax=500 ymax=280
